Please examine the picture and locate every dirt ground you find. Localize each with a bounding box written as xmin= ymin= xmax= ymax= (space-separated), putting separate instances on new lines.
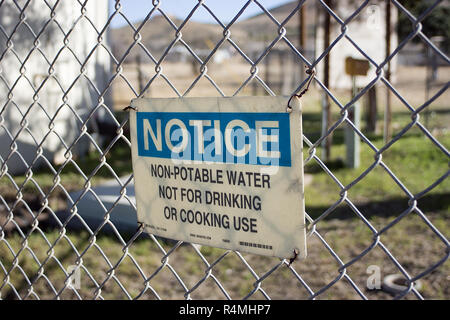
xmin=0 ymin=204 xmax=448 ymax=300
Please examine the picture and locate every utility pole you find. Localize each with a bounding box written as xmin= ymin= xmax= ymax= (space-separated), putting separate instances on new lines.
xmin=264 ymin=36 xmax=270 ymax=95
xmin=299 ymin=2 xmax=306 ymax=83
xmin=322 ymin=0 xmax=332 ymax=161
xmin=136 ymin=53 xmax=144 ymax=95
xmin=384 ymin=0 xmax=392 ymax=143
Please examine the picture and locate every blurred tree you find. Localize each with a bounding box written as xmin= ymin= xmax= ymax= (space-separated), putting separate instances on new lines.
xmin=397 ymin=0 xmax=449 ymax=52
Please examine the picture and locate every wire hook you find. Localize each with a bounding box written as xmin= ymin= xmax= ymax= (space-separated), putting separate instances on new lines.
xmin=287 ymin=67 xmax=316 ymax=112
xmin=123 ymin=105 xmax=137 ymax=111
xmin=288 ymin=249 xmax=299 ymax=267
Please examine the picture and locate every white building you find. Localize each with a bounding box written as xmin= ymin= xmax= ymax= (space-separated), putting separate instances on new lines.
xmin=0 ymin=0 xmax=111 ymax=175
xmin=315 ymin=0 xmax=398 ymax=89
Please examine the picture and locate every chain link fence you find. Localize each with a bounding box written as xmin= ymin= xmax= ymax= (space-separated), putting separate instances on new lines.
xmin=0 ymin=0 xmax=449 ymax=300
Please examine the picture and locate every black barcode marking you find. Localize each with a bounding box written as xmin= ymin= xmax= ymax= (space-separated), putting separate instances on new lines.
xmin=239 ymin=241 xmax=273 ymax=250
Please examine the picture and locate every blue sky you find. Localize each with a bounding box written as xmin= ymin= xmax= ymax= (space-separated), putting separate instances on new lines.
xmin=109 ymin=0 xmax=293 ymax=28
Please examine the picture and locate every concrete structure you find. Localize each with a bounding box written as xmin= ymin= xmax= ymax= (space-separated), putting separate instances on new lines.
xmin=0 ymin=1 xmax=111 ymax=175
xmin=68 ymin=175 xmax=138 ymax=233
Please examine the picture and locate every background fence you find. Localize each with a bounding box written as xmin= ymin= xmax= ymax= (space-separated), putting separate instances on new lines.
xmin=0 ymin=0 xmax=449 ymax=300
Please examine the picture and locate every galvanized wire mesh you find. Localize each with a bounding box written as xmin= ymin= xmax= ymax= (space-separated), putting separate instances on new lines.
xmin=0 ymin=0 xmax=448 ymax=300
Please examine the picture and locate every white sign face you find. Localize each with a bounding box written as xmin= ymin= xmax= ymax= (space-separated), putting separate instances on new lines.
xmin=129 ymin=96 xmax=306 ymax=259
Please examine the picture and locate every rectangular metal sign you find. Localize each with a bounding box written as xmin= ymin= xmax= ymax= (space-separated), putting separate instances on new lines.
xmin=129 ymin=96 xmax=306 ymax=259
xmin=345 ymin=57 xmax=370 ymax=76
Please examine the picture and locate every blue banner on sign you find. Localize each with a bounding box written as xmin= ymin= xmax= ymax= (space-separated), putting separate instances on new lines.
xmin=136 ymin=112 xmax=291 ymax=167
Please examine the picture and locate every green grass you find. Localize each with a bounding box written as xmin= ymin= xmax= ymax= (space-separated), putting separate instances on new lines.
xmin=0 ymin=138 xmax=133 ymax=197
xmin=303 ymin=130 xmax=449 ymax=219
